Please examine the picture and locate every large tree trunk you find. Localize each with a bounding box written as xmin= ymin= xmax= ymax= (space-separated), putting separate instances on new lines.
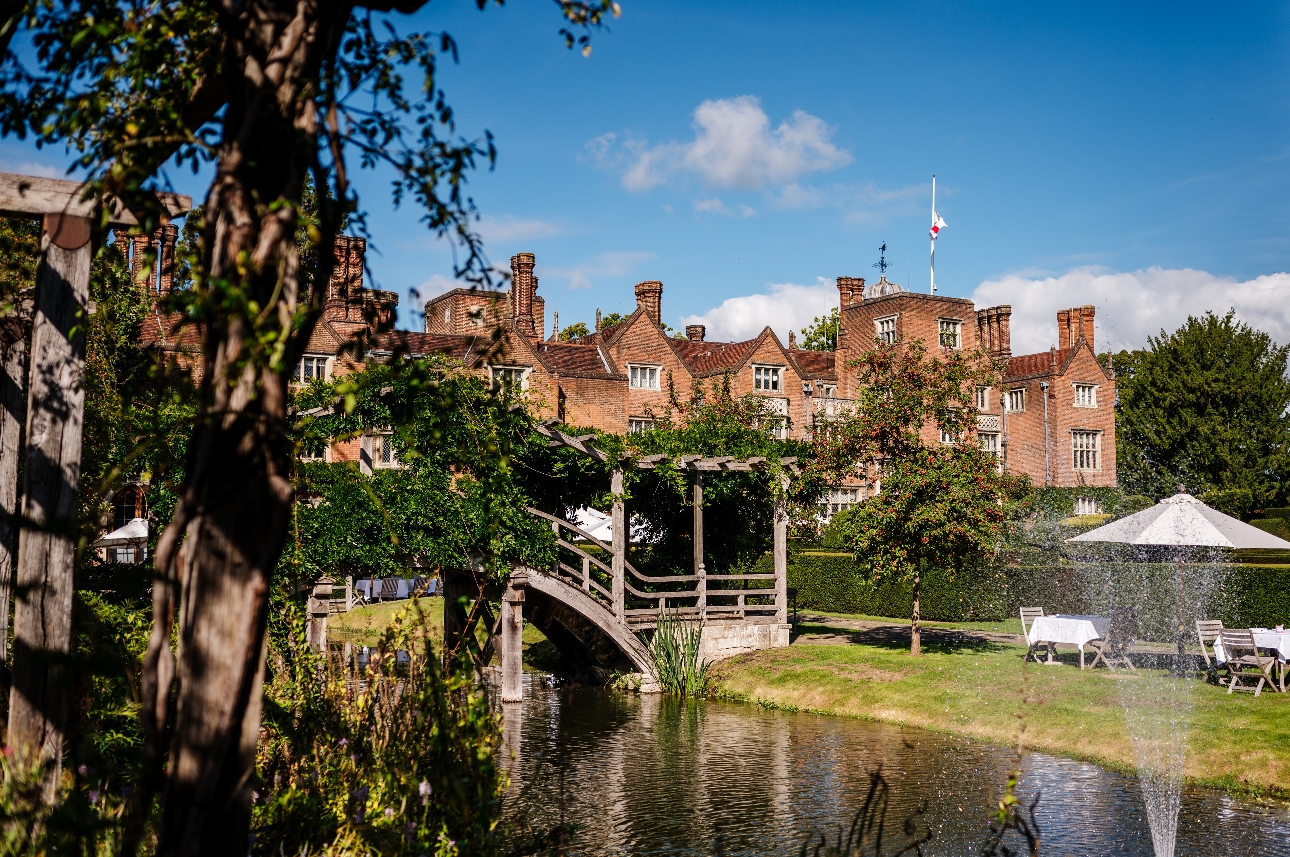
xmin=6 ymin=214 xmax=91 ymax=799
xmin=146 ymin=3 xmax=350 ymax=853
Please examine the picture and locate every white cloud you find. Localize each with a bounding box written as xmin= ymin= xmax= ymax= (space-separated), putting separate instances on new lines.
xmin=681 ymin=279 xmax=837 ymax=344
xmin=691 ymin=198 xmax=756 ymax=218
xmin=415 ymin=274 xmax=465 ymax=302
xmin=474 ymin=214 xmax=564 ymax=243
xmin=593 ymin=96 xmax=851 ymax=192
xmin=970 ymin=267 xmax=1290 ymax=355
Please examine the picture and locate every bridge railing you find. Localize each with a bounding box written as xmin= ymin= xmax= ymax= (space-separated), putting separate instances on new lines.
xmin=525 ymin=507 xmax=785 ymax=628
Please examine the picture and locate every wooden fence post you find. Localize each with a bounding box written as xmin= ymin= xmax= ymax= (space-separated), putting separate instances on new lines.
xmin=693 ymin=472 xmax=706 ymax=618
xmin=774 ymin=474 xmax=789 ymax=624
xmin=0 ymin=336 xmax=24 ymax=666
xmin=611 ymin=467 xmax=625 ymax=622
xmin=7 ymin=213 xmax=91 ymax=798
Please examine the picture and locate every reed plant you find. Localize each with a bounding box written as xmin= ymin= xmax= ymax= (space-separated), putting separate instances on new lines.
xmin=647 ymin=609 xmax=711 ymax=697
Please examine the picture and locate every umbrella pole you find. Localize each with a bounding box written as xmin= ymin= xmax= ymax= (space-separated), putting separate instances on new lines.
xmin=1174 ymin=557 xmax=1188 ymax=677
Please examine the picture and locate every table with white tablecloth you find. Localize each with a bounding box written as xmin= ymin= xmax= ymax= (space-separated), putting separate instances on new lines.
xmin=1026 ymin=614 xmax=1111 ymax=668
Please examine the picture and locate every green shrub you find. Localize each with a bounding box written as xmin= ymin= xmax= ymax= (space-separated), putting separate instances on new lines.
xmin=1250 ymin=518 xmax=1290 ymax=540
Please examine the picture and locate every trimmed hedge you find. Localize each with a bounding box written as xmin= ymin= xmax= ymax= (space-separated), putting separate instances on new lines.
xmin=770 ymin=550 xmax=1290 ymax=639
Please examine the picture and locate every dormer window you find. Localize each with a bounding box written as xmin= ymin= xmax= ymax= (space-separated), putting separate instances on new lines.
xmin=292 ymin=355 xmax=330 ymax=385
xmin=754 ymin=365 xmax=782 ymax=392
xmin=629 ymin=364 xmax=661 ymax=390
xmin=490 ymin=366 xmax=529 ymax=392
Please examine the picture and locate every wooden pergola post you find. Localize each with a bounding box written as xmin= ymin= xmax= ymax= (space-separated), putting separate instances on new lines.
xmin=611 ymin=467 xmax=625 ymax=622
xmin=500 ymin=572 xmax=525 ymax=703
xmin=0 ymin=336 xmax=23 ymax=666
xmin=693 ymin=472 xmax=706 ymax=617
xmin=0 ymin=174 xmax=189 ymax=797
xmin=774 ymin=474 xmax=789 ymax=624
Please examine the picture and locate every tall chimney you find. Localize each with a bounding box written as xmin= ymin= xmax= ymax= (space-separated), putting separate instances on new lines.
xmin=1078 ymin=305 xmax=1095 ymax=350
xmin=595 ymin=307 xmax=601 ymax=331
xmin=788 ymin=330 xmax=797 ymax=349
xmin=510 ymin=253 xmax=537 ymax=335
xmin=976 ymin=305 xmax=1012 ymax=359
xmin=836 ymin=276 xmax=864 ymax=310
xmin=685 ymin=324 xmax=706 ymax=342
xmin=551 ymin=310 xmax=559 ymax=341
xmin=635 ymin=280 xmax=662 ymax=325
xmin=1057 ymin=308 xmax=1073 ymax=350
xmin=533 ymin=292 xmax=545 ymax=339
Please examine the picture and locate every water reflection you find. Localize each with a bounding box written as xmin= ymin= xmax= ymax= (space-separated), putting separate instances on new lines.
xmin=502 ymin=677 xmax=1290 ymax=856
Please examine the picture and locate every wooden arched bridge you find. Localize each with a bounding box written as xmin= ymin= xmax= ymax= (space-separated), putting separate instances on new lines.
xmin=443 ymin=424 xmax=797 ymax=700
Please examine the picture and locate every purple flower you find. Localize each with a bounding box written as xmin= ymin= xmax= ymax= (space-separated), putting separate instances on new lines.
xmin=338 ymin=738 xmax=348 ymax=746
xmin=251 ymin=791 xmax=259 ymax=805
xmin=384 ymin=807 xmax=395 ymax=818
xmin=88 ymin=791 xmax=100 ymax=805
xmin=77 ymin=764 xmax=88 ymax=776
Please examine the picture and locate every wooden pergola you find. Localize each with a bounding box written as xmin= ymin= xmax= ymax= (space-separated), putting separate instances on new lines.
xmin=533 ymin=421 xmax=797 ymax=624
xmin=0 ymin=173 xmax=190 ymax=792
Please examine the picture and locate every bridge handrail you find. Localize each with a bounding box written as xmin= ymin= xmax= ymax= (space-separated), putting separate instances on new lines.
xmin=530 ymin=505 xmax=701 ymax=586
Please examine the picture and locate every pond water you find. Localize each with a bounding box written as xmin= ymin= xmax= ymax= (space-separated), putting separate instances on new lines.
xmin=501 ymin=676 xmax=1290 ymax=856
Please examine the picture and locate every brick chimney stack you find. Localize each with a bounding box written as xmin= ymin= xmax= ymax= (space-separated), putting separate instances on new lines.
xmin=1057 ymin=305 xmax=1095 ymax=351
xmin=788 ymin=330 xmax=797 ymax=349
xmin=129 ymin=225 xmax=180 ymax=294
xmin=685 ymin=324 xmax=706 ymax=341
xmin=635 ymin=280 xmax=663 ymax=325
xmin=510 ymin=252 xmax=538 ymax=336
xmin=836 ymin=276 xmax=864 ymax=310
xmin=974 ymin=304 xmax=1012 ymax=359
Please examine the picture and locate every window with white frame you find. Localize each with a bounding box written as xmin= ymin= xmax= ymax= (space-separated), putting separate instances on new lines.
xmin=490 ymin=366 xmax=528 ymax=392
xmin=875 ymin=315 xmax=898 ymax=345
xmin=373 ymin=433 xmax=400 ymax=468
xmin=821 ymin=384 xmax=837 ymax=398
xmin=940 ymin=427 xmax=959 ymax=445
xmin=976 ymin=386 xmax=990 ymax=411
xmin=629 ymin=364 xmax=661 ymax=390
xmin=292 ymin=355 xmax=329 ymax=384
xmin=443 ymin=307 xmax=451 ymax=324
xmin=1005 ymin=388 xmax=1025 ymax=413
xmin=1074 ymin=496 xmax=1102 ymax=516
xmin=628 ymin=418 xmax=654 ymax=434
xmin=819 ymin=487 xmax=861 ymax=518
xmin=299 ymin=444 xmax=329 ymax=463
xmin=938 ymin=319 xmax=962 ymax=349
xmin=753 ymin=365 xmax=782 ymax=392
xmin=1074 ymin=383 xmax=1098 ymax=408
xmin=979 ymin=432 xmax=1000 ymax=457
xmin=1072 ymin=430 xmax=1101 ymax=470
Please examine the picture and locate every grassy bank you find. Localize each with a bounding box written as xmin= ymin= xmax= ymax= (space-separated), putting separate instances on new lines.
xmin=328 ymin=596 xmax=555 ymax=668
xmin=711 ymin=619 xmax=1290 ymax=797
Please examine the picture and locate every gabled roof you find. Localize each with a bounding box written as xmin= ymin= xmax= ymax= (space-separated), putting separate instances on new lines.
xmin=533 ymin=340 xmax=621 ymax=379
xmin=1004 ymin=339 xmax=1111 ymax=381
xmin=369 ymin=331 xmax=492 ymax=363
xmin=790 ymin=349 xmax=837 ymax=381
xmin=671 ymin=337 xmax=760 ymax=376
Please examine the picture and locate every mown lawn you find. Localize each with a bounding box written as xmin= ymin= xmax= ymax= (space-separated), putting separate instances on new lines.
xmin=328 ymin=596 xmax=554 ymax=668
xmin=710 ymin=624 xmax=1290 ymax=797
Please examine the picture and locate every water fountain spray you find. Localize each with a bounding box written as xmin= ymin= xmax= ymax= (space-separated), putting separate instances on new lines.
xmin=1067 ymin=490 xmax=1290 ymax=857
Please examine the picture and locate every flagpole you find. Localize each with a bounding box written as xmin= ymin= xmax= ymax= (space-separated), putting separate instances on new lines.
xmin=930 ymin=174 xmax=936 ymax=294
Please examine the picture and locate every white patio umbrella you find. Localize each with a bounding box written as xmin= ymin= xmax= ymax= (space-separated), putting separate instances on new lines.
xmin=1067 ymin=492 xmax=1290 ymax=550
xmin=1067 ymin=491 xmax=1290 ymax=669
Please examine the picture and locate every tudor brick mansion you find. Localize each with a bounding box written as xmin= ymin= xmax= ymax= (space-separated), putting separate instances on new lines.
xmin=135 ymin=234 xmax=1116 ymax=523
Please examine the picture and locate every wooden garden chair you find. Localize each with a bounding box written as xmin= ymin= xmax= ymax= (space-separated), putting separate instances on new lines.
xmin=1087 ymin=607 xmax=1137 ymax=672
xmin=1219 ymin=629 xmax=1278 ymax=697
xmin=1019 ymin=607 xmax=1051 ymax=664
xmin=379 ymin=577 xmax=399 ymax=602
xmin=1195 ymin=619 xmax=1227 ymax=682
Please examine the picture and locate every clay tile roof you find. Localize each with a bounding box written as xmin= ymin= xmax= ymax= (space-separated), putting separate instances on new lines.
xmin=139 ymin=311 xmax=202 ymax=351
xmin=535 ymin=341 xmax=616 ymax=377
xmin=671 ymin=338 xmax=759 ymax=375
xmin=1006 ymin=347 xmax=1072 ymax=379
xmin=792 ymin=349 xmax=837 ymax=380
xmin=369 ymin=331 xmax=488 ymax=362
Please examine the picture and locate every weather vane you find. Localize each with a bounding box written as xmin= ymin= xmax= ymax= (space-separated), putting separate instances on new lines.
xmin=873 ymin=242 xmax=890 ymax=275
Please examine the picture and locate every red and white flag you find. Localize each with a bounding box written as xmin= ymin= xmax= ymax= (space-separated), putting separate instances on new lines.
xmin=929 ymin=212 xmax=947 ymax=240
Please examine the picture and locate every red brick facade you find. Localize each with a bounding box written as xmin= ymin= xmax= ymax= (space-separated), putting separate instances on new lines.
xmin=138 ymin=237 xmax=1115 ymax=489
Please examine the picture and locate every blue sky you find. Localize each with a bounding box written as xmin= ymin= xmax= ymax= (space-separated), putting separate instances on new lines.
xmin=3 ymin=1 xmax=1288 ymax=353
